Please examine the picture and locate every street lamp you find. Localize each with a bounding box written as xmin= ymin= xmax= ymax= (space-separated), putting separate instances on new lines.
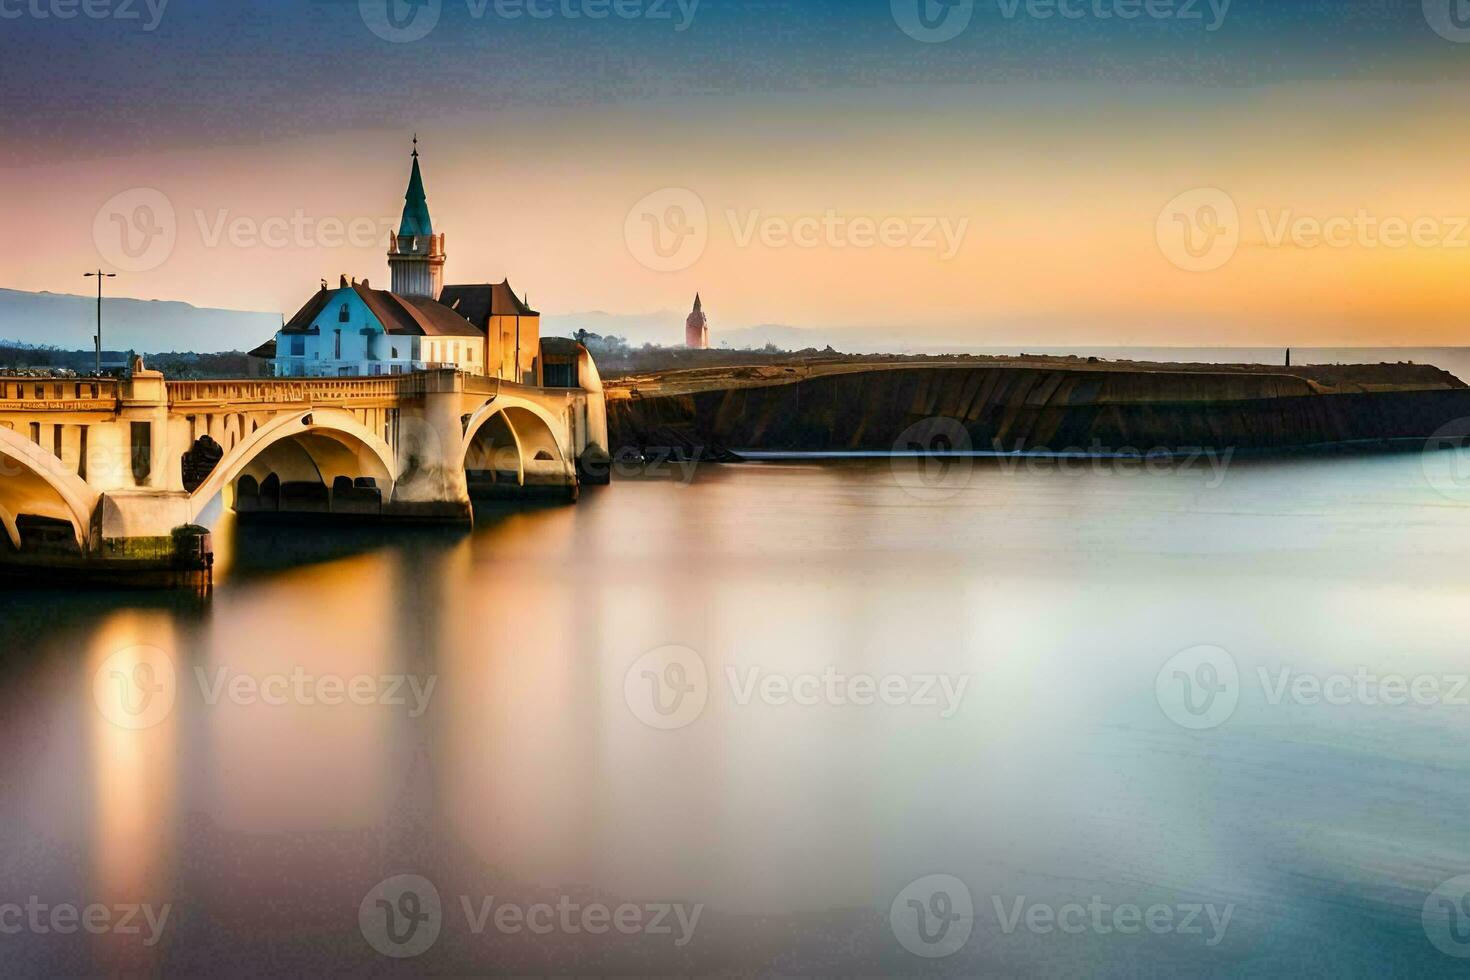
xmin=83 ymin=270 xmax=116 ymax=377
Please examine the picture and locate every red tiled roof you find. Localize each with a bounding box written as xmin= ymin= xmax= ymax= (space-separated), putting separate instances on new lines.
xmin=353 ymin=284 xmax=482 ymax=337
xmin=281 ymin=287 xmax=331 ymax=334
xmin=281 ymin=283 xmax=482 ymax=338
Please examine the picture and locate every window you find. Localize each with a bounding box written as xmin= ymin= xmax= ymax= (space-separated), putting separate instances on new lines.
xmin=289 ymin=335 xmax=305 ymax=356
xmin=334 ymin=329 xmax=342 ymax=359
xmin=339 ymin=303 xmax=350 ymax=323
xmin=130 ymin=421 xmax=151 ymax=485
xmin=467 ymin=348 xmax=474 ymax=362
xmin=392 ymin=346 xmax=399 ymax=359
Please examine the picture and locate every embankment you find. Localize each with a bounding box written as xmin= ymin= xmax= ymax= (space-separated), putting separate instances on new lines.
xmin=606 ymin=361 xmax=1470 ymax=457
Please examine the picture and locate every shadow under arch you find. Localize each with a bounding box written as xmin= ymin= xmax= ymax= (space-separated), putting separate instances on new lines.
xmin=0 ymin=426 xmax=98 ymax=549
xmin=187 ymin=409 xmax=396 ymax=523
xmin=461 ymin=398 xmax=575 ymax=497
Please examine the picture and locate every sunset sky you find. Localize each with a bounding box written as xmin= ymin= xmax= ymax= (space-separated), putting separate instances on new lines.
xmin=6 ymin=0 xmax=1470 ymax=347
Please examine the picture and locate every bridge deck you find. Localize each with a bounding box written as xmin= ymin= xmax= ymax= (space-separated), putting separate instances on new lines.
xmin=0 ymin=371 xmax=586 ymax=413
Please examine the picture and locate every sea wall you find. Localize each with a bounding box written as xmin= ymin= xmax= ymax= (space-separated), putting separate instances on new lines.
xmin=607 ymin=365 xmax=1470 ymax=456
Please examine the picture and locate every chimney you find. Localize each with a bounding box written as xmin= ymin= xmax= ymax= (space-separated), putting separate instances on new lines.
xmin=339 ymin=274 xmax=349 ymax=288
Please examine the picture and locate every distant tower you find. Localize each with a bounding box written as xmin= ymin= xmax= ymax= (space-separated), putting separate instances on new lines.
xmin=685 ymin=293 xmax=709 ymax=349
xmin=387 ymin=136 xmax=446 ymax=298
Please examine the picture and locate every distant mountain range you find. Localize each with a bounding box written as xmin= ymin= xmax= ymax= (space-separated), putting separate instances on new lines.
xmin=0 ymin=288 xmax=866 ymax=355
xmin=0 ymin=289 xmax=280 ymax=353
xmin=0 ymin=287 xmax=1051 ymax=357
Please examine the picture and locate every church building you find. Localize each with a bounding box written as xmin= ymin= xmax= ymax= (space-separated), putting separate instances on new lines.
xmin=264 ymin=141 xmax=543 ymax=382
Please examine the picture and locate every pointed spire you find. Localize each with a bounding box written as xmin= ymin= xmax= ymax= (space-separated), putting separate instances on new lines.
xmin=693 ymin=292 xmax=702 ymax=313
xmin=399 ymin=136 xmax=433 ymax=237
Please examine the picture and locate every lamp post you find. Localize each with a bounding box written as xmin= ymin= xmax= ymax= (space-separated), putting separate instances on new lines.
xmin=83 ymin=270 xmax=116 ymax=376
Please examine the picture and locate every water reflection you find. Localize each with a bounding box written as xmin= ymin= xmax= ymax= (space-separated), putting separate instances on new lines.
xmin=87 ymin=612 xmax=178 ymax=972
xmin=2 ymin=457 xmax=1470 ymax=972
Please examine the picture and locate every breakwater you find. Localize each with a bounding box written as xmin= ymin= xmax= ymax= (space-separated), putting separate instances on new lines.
xmin=606 ymin=361 xmax=1470 ymax=457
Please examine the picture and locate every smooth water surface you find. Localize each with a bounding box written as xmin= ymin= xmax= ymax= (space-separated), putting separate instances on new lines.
xmin=3 ymin=454 xmax=1470 ymax=976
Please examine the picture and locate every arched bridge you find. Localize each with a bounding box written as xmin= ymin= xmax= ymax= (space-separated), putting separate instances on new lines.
xmin=0 ymin=355 xmax=608 ymax=570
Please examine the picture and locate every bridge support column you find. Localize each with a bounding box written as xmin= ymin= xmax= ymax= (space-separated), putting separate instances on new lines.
xmin=382 ymin=372 xmax=472 ymax=522
xmin=94 ymin=489 xmax=200 ymax=560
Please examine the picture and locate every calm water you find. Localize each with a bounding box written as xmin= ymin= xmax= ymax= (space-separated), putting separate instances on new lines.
xmin=4 ymin=455 xmax=1470 ymax=976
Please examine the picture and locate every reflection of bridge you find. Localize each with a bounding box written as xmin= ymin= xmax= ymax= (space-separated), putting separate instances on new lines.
xmin=0 ymin=351 xmax=608 ymax=573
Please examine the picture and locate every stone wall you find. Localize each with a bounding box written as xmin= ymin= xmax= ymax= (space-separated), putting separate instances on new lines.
xmin=608 ymin=365 xmax=1470 ymax=457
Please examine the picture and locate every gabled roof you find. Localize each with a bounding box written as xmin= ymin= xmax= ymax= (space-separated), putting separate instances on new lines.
xmin=352 ymin=283 xmax=482 ymax=337
xmin=281 ymin=287 xmax=332 ymax=334
xmin=281 ymin=283 xmax=482 ymax=339
xmin=439 ymin=281 xmax=539 ymax=323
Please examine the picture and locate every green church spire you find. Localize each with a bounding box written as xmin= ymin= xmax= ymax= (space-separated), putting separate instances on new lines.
xmin=399 ymin=135 xmax=433 ymax=237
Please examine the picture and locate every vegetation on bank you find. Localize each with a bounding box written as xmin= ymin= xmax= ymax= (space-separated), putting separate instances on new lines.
xmin=0 ymin=341 xmax=261 ymax=378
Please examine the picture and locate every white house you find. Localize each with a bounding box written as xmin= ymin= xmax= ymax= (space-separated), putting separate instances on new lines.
xmin=271 ymin=276 xmax=484 ymax=377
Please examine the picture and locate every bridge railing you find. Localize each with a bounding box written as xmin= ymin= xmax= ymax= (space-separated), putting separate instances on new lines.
xmin=167 ymin=375 xmax=422 ymax=406
xmin=0 ymin=370 xmax=577 ymax=411
xmin=0 ymin=378 xmax=120 ymax=409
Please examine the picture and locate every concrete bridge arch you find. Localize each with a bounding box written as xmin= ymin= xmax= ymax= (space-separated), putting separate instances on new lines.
xmin=461 ymin=395 xmax=576 ymax=495
xmin=0 ymin=425 xmax=99 ymax=549
xmin=187 ymin=408 xmax=397 ymax=523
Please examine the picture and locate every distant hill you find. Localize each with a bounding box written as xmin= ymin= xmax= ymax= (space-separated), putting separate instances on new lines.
xmin=0 ymin=288 xmax=279 ymax=353
xmin=0 ymin=287 xmax=918 ymax=357
xmin=541 ymin=310 xmax=899 ymax=352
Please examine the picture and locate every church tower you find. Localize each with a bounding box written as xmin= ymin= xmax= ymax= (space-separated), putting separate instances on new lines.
xmin=388 ymin=137 xmax=446 ymax=298
xmin=685 ymin=293 xmax=709 ymax=349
